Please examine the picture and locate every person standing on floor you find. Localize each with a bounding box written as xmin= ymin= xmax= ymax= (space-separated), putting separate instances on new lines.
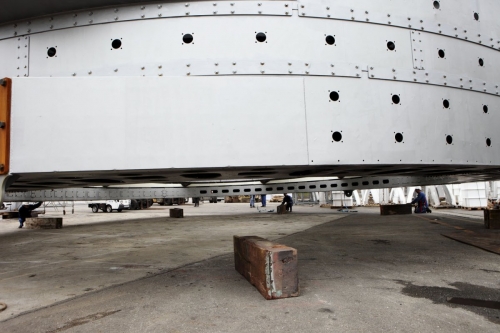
xmin=261 ymin=194 xmax=267 ymax=207
xmin=18 ymin=201 xmax=43 ymax=228
xmin=250 ymin=195 xmax=255 ymax=208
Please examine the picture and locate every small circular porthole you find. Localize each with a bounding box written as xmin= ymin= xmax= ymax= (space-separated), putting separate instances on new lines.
xmin=443 ymin=99 xmax=450 ymax=108
xmin=183 ymin=33 xmax=193 ymax=44
xmin=392 ymin=94 xmax=400 ymax=104
xmin=325 ymin=35 xmax=335 ymax=45
xmin=438 ymin=49 xmax=445 ymax=58
xmin=433 ymin=1 xmax=440 ymax=9
xmin=446 ymin=135 xmax=453 ymax=145
xmin=478 ymin=58 xmax=484 ymax=66
xmin=486 ymin=138 xmax=492 ymax=147
xmin=395 ymin=133 xmax=403 ymax=143
xmin=329 ymin=91 xmax=340 ymax=102
xmin=256 ymin=32 xmax=266 ymax=43
xmin=387 ymin=41 xmax=396 ymax=51
xmin=111 ymin=39 xmax=122 ymax=49
xmin=332 ymin=131 xmax=342 ymax=142
xmin=483 ymin=105 xmax=489 ymax=113
xmin=474 ymin=12 xmax=479 ymax=21
xmin=47 ymin=47 xmax=56 ymax=57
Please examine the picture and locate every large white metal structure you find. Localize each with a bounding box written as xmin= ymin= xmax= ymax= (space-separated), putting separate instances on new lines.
xmin=0 ymin=0 xmax=500 ymax=200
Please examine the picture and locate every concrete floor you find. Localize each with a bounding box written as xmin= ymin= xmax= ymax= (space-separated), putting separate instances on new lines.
xmin=0 ymin=202 xmax=499 ymax=332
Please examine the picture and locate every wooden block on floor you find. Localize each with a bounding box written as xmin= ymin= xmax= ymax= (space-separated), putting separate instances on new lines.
xmin=380 ymin=204 xmax=412 ymax=215
xmin=25 ymin=218 xmax=63 ymax=229
xmin=277 ymin=205 xmax=287 ymax=214
xmin=1 ymin=212 xmax=19 ymax=219
xmin=484 ymin=210 xmax=500 ymax=229
xmin=169 ymin=208 xmax=184 ymax=218
xmin=233 ymin=235 xmax=299 ymax=300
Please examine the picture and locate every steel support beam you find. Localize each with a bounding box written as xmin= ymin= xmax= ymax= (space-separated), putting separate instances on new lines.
xmin=2 ymin=175 xmax=470 ymax=202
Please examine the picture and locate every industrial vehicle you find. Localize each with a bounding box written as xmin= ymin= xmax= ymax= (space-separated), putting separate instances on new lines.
xmin=88 ymin=200 xmax=124 ymax=213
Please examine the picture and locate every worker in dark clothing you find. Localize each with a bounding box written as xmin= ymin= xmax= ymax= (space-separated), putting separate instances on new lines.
xmin=411 ymin=189 xmax=429 ymax=214
xmin=281 ymin=193 xmax=293 ymax=212
xmin=261 ymin=194 xmax=267 ymax=207
xmin=18 ymin=202 xmax=43 ymax=228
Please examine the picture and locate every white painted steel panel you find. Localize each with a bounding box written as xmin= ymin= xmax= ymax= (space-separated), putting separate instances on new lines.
xmin=299 ymin=0 xmax=489 ymax=47
xmin=420 ymin=32 xmax=500 ymax=86
xmin=479 ymin=0 xmax=500 ymax=47
xmin=304 ymin=77 xmax=500 ymax=166
xmin=0 ymin=1 xmax=295 ymax=40
xmin=0 ymin=37 xmax=19 ymax=77
xmin=10 ymin=76 xmax=309 ymax=172
xmin=27 ymin=16 xmax=411 ymax=78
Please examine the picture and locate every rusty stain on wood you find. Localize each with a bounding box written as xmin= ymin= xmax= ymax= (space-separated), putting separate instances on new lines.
xmin=169 ymin=208 xmax=183 ymax=218
xmin=0 ymin=77 xmax=11 ymax=175
xmin=484 ymin=210 xmax=500 ymax=229
xmin=25 ymin=217 xmax=63 ymax=229
xmin=234 ymin=235 xmax=299 ymax=300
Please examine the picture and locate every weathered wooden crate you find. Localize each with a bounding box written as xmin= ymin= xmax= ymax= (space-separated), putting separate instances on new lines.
xmin=277 ymin=205 xmax=287 ymax=214
xmin=484 ymin=210 xmax=500 ymax=229
xmin=169 ymin=208 xmax=184 ymax=218
xmin=25 ymin=217 xmax=63 ymax=229
xmin=234 ymin=235 xmax=299 ymax=300
xmin=380 ymin=204 xmax=412 ymax=215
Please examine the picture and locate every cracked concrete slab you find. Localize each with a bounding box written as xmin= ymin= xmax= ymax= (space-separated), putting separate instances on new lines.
xmin=0 ymin=204 xmax=499 ymax=332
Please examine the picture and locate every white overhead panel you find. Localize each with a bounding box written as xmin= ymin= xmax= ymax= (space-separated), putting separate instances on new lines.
xmin=304 ymin=77 xmax=499 ymax=167
xmin=10 ymin=76 xmax=309 ymax=173
xmin=0 ymin=0 xmax=500 ymax=191
xmin=0 ymin=1 xmax=295 ymax=41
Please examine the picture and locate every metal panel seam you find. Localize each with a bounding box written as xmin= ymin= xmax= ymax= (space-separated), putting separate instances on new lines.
xmin=302 ymin=78 xmax=310 ymax=165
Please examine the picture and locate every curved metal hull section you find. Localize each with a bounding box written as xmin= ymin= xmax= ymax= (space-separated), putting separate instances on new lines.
xmin=0 ymin=1 xmax=499 ymax=190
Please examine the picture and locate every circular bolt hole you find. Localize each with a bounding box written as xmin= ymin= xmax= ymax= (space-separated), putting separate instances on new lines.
xmin=256 ymin=32 xmax=266 ymax=43
xmin=395 ymin=133 xmax=403 ymax=143
xmin=111 ymin=39 xmax=122 ymax=49
xmin=183 ymin=34 xmax=193 ymax=44
xmin=474 ymin=12 xmax=479 ymax=21
xmin=483 ymin=105 xmax=488 ymax=113
xmin=443 ymin=99 xmax=450 ymax=108
xmin=446 ymin=135 xmax=453 ymax=145
xmin=438 ymin=49 xmax=445 ymax=58
xmin=486 ymin=138 xmax=492 ymax=147
xmin=433 ymin=1 xmax=440 ymax=9
xmin=325 ymin=35 xmax=335 ymax=45
xmin=387 ymin=41 xmax=396 ymax=51
xmin=478 ymin=58 xmax=484 ymax=66
xmin=47 ymin=47 xmax=56 ymax=57
xmin=332 ymin=132 xmax=342 ymax=142
xmin=392 ymin=95 xmax=400 ymax=104
xmin=329 ymin=91 xmax=340 ymax=101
